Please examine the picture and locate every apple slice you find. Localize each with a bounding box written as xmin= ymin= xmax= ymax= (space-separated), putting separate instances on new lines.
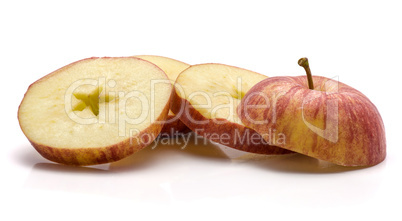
xmin=18 ymin=57 xmax=172 ymax=166
xmin=171 ymin=63 xmax=292 ymax=154
xmin=134 ymin=55 xmax=191 ymax=136
xmin=238 ymin=58 xmax=386 ymax=166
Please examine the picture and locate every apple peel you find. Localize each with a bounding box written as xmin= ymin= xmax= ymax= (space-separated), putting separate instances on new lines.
xmin=238 ymin=58 xmax=386 ymax=166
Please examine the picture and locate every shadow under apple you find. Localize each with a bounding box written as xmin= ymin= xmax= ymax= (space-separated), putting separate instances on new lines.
xmin=16 ymin=133 xmax=373 ymax=174
xmin=108 ymin=132 xmax=230 ymax=172
xmin=237 ymin=153 xmax=371 ymax=174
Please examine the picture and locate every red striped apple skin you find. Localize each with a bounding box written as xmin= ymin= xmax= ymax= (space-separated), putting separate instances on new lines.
xmin=159 ymin=115 xmax=192 ymax=136
xmin=171 ymin=88 xmax=293 ymax=155
xmin=238 ymin=76 xmax=386 ymax=166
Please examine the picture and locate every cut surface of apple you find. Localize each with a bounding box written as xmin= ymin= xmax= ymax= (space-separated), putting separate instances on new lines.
xmin=134 ymin=55 xmax=191 ymax=136
xmin=171 ymin=63 xmax=292 ymax=154
xmin=18 ymin=57 xmax=172 ymax=165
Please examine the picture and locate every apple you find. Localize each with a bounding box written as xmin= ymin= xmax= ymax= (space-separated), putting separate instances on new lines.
xmin=18 ymin=57 xmax=172 ymax=166
xmin=238 ymin=58 xmax=386 ymax=166
xmin=171 ymin=63 xmax=292 ymax=154
xmin=134 ymin=55 xmax=191 ymax=136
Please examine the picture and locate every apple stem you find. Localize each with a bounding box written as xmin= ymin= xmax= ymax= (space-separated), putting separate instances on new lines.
xmin=298 ymin=57 xmax=314 ymax=90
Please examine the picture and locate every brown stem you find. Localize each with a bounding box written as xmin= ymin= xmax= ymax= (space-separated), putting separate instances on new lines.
xmin=298 ymin=57 xmax=314 ymax=89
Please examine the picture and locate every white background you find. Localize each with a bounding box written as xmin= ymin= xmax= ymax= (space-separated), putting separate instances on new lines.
xmin=1 ymin=0 xmax=401 ymax=220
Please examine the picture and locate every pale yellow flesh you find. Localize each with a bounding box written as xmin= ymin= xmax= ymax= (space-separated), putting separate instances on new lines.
xmin=175 ymin=64 xmax=267 ymax=124
xmin=134 ymin=55 xmax=190 ymax=82
xmin=134 ymin=55 xmax=190 ymax=116
xmin=19 ymin=57 xmax=172 ymax=149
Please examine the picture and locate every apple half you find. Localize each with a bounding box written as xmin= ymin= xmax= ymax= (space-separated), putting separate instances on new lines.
xmin=238 ymin=58 xmax=386 ymax=166
xmin=171 ymin=63 xmax=292 ymax=154
xmin=134 ymin=55 xmax=191 ymax=136
xmin=18 ymin=57 xmax=172 ymax=166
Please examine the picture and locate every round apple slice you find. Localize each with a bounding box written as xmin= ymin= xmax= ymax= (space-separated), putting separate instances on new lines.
xmin=134 ymin=55 xmax=191 ymax=136
xmin=18 ymin=57 xmax=172 ymax=166
xmin=171 ymin=63 xmax=292 ymax=154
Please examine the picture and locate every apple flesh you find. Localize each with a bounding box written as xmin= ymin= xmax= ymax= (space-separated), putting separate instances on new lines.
xmin=171 ymin=63 xmax=292 ymax=154
xmin=238 ymin=75 xmax=386 ymax=166
xmin=18 ymin=57 xmax=172 ymax=166
xmin=134 ymin=55 xmax=191 ymax=136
